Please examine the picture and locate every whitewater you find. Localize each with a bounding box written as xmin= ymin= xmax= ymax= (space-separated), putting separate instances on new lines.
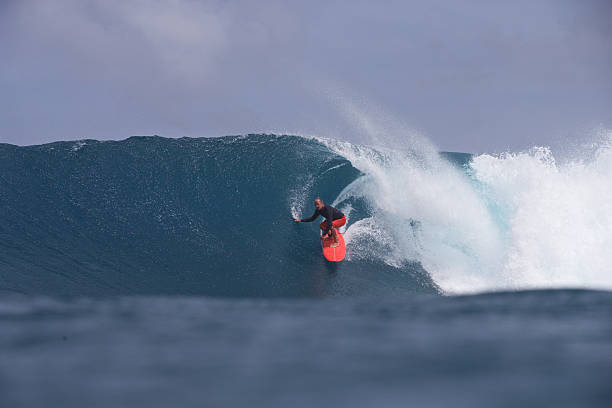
xmin=315 ymin=129 xmax=612 ymax=294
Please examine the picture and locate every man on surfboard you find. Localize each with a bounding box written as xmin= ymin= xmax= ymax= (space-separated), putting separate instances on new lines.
xmin=294 ymin=198 xmax=346 ymax=248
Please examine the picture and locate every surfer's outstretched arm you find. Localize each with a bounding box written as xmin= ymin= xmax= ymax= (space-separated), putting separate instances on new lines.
xmin=296 ymin=210 xmax=318 ymax=223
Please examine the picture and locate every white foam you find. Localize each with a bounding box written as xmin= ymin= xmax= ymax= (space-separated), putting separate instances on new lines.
xmin=71 ymin=141 xmax=87 ymax=151
xmin=324 ymin=131 xmax=612 ymax=294
xmin=470 ymin=134 xmax=612 ymax=291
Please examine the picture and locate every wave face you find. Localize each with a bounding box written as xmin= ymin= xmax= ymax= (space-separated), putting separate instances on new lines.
xmin=3 ymin=133 xmax=612 ymax=296
xmin=0 ymin=135 xmax=436 ymax=296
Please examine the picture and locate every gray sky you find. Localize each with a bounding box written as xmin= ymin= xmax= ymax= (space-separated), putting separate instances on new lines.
xmin=1 ymin=0 xmax=611 ymax=152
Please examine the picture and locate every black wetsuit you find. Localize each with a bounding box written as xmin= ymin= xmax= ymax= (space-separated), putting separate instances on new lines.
xmin=300 ymin=205 xmax=345 ymax=235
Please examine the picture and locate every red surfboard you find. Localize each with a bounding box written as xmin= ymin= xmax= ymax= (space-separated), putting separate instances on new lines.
xmin=321 ymin=229 xmax=346 ymax=262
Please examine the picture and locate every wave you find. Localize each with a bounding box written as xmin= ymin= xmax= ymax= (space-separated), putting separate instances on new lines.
xmin=0 ymin=135 xmax=435 ymax=297
xmin=2 ymin=132 xmax=612 ymax=297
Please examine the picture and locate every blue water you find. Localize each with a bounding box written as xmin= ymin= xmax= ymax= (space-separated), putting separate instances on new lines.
xmin=0 ymin=135 xmax=438 ymax=297
xmin=1 ymin=135 xmax=611 ymax=407
xmin=2 ymin=291 xmax=611 ymax=407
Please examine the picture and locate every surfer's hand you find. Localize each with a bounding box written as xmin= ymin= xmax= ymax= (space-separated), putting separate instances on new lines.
xmin=293 ymin=217 xmax=300 ymax=222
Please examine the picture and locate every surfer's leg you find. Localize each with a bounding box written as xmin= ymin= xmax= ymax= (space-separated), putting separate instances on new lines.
xmin=320 ymin=220 xmax=329 ymax=234
xmin=332 ymin=216 xmax=346 ymax=229
xmin=329 ymin=217 xmax=346 ymax=247
xmin=330 ymin=217 xmax=345 ymax=243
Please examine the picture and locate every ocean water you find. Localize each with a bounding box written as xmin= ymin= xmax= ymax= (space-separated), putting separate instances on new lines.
xmin=2 ymin=134 xmax=612 ymax=406
xmin=2 ymin=291 xmax=611 ymax=408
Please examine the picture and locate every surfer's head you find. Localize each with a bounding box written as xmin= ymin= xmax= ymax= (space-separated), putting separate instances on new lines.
xmin=314 ymin=198 xmax=324 ymax=210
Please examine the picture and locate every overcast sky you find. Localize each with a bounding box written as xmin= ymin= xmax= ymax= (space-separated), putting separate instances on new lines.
xmin=1 ymin=0 xmax=611 ymax=152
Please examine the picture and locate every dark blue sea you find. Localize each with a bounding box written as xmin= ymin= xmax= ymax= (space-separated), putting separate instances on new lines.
xmin=2 ymin=135 xmax=611 ymax=407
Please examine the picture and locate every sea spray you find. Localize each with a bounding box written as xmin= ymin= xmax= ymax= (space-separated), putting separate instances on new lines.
xmin=321 ymin=138 xmax=506 ymax=294
xmin=323 ymin=131 xmax=612 ymax=293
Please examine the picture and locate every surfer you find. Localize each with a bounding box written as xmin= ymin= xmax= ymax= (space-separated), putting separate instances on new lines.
xmin=294 ymin=198 xmax=346 ymax=248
